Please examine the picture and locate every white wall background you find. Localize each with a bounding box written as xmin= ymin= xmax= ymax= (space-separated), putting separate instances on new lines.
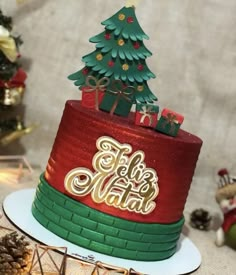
xmin=1 ymin=0 xmax=236 ymax=179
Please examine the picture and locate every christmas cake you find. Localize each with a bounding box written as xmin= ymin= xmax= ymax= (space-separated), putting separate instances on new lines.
xmin=32 ymin=4 xmax=202 ymax=261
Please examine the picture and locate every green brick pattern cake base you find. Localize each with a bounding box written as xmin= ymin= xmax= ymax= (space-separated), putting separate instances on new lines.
xmin=32 ymin=174 xmax=185 ymax=261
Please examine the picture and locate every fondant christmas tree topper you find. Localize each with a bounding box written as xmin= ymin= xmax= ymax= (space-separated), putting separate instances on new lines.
xmin=68 ymin=4 xmax=158 ymax=117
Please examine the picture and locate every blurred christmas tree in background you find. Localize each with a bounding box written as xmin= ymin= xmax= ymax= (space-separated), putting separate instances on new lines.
xmin=0 ymin=9 xmax=34 ymax=152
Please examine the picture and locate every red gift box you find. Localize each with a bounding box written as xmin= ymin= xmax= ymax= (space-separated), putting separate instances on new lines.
xmin=156 ymin=108 xmax=184 ymax=137
xmin=135 ymin=103 xmax=159 ymax=128
xmin=81 ymin=76 xmax=110 ymax=110
xmin=161 ymin=108 xmax=184 ymax=124
xmin=81 ymin=86 xmax=105 ymax=109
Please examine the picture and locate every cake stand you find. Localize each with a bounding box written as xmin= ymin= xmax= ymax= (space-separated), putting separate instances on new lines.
xmin=3 ymin=189 xmax=201 ymax=275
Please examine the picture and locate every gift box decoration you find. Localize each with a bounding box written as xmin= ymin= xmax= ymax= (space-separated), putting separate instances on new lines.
xmin=99 ymin=79 xmax=135 ymax=117
xmin=155 ymin=108 xmax=184 ymax=137
xmin=81 ymin=76 xmax=110 ymax=110
xmin=135 ymin=103 xmax=159 ymax=128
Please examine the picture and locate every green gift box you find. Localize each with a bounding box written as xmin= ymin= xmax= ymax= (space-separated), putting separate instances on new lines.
xmin=155 ymin=108 xmax=184 ymax=137
xmin=99 ymin=80 xmax=135 ymax=117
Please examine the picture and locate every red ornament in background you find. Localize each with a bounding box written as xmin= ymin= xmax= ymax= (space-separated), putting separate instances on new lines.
xmin=127 ymin=16 xmax=134 ymax=23
xmin=137 ymin=64 xmax=144 ymax=71
xmin=82 ymin=68 xmax=89 ymax=75
xmin=108 ymin=60 xmax=115 ymax=67
xmin=104 ymin=33 xmax=111 ymax=40
xmin=133 ymin=42 xmax=140 ymax=49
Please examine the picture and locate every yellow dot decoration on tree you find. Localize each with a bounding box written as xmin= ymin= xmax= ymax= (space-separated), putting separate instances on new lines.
xmin=122 ymin=64 xmax=129 ymax=71
xmin=96 ymin=53 xmax=103 ymax=61
xmin=118 ymin=13 xmax=126 ymax=20
xmin=137 ymin=85 xmax=144 ymax=92
xmin=118 ymin=39 xmax=125 ymax=46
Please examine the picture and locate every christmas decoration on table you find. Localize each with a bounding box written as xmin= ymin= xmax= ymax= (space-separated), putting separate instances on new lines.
xmin=91 ymin=261 xmax=128 ymax=275
xmin=0 ymin=68 xmax=27 ymax=106
xmin=0 ymin=12 xmax=22 ymax=80
xmin=91 ymin=261 xmax=145 ymax=275
xmin=155 ymin=108 xmax=184 ymax=137
xmin=68 ymin=3 xmax=158 ymax=116
xmin=29 ymin=245 xmax=67 ymax=275
xmin=0 ymin=117 xmax=35 ymax=146
xmin=215 ymin=168 xmax=236 ymax=250
xmin=0 ymin=9 xmax=34 ymax=147
xmin=0 ymin=155 xmax=34 ymax=184
xmin=0 ymin=231 xmax=32 ymax=275
xmin=190 ymin=208 xmax=212 ymax=231
xmin=135 ymin=103 xmax=159 ymax=128
xmin=0 ymin=211 xmax=13 ymax=232
xmin=0 ymin=120 xmax=36 ymax=146
xmin=0 ymin=10 xmax=12 ymax=31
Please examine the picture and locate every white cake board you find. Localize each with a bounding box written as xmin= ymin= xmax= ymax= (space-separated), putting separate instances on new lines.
xmin=3 ymin=189 xmax=201 ymax=275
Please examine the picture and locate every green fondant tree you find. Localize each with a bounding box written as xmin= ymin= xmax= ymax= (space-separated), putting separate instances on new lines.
xmin=68 ymin=5 xmax=157 ymax=103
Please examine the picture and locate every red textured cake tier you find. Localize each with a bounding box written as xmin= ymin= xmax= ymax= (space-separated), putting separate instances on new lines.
xmin=45 ymin=100 xmax=202 ymax=223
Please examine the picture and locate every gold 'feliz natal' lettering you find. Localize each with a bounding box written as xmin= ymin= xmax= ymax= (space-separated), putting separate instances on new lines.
xmin=64 ymin=136 xmax=159 ymax=215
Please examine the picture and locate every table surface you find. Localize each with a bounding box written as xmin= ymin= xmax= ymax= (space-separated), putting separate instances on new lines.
xmin=0 ymin=168 xmax=235 ymax=275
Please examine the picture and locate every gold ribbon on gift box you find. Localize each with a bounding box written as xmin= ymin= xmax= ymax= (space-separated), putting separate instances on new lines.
xmin=85 ymin=76 xmax=110 ymax=110
xmin=0 ymin=25 xmax=18 ymax=62
xmin=163 ymin=113 xmax=179 ymax=133
xmin=106 ymin=79 xmax=135 ymax=116
xmin=140 ymin=105 xmax=156 ymax=126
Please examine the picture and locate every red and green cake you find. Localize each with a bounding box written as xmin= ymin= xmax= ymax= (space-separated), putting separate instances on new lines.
xmin=31 ymin=4 xmax=202 ymax=262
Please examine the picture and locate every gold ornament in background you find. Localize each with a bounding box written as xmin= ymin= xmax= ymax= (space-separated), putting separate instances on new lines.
xmin=0 ymin=25 xmax=18 ymax=62
xmin=96 ymin=53 xmax=103 ymax=61
xmin=1 ymin=87 xmax=24 ymax=106
xmin=122 ymin=64 xmax=129 ymax=71
xmin=118 ymin=39 xmax=125 ymax=46
xmin=118 ymin=13 xmax=126 ymax=21
xmin=137 ymin=85 xmax=144 ymax=92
